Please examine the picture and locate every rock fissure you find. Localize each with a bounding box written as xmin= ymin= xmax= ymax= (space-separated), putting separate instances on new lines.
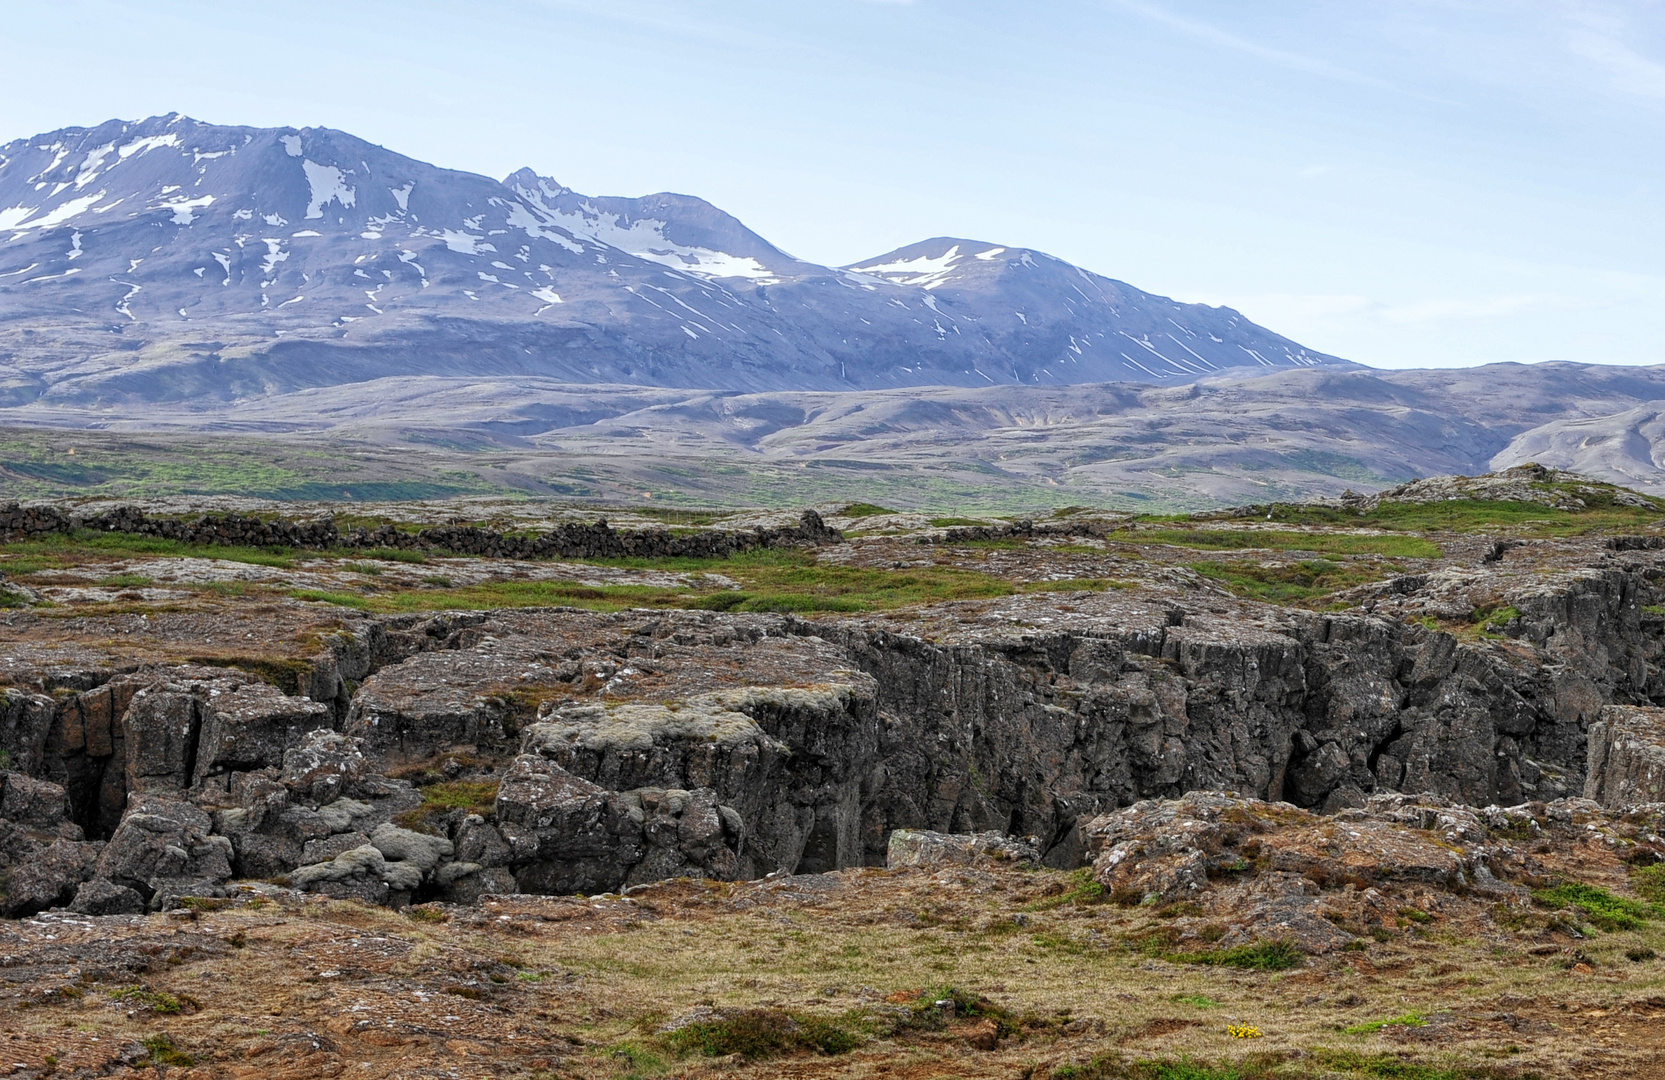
xmin=3 ymin=533 xmax=1665 ymax=916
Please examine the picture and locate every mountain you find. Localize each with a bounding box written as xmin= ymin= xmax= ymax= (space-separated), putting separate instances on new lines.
xmin=0 ymin=115 xmax=1348 ymax=406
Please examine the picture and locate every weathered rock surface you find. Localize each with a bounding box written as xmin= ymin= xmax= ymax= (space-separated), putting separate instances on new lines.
xmin=2 ymin=498 xmax=1665 ymax=915
xmin=523 ymin=681 xmax=875 ymax=877
xmin=67 ymin=878 xmax=145 ymax=915
xmin=0 ymin=772 xmax=96 ymax=917
xmin=493 ymin=753 xmax=742 ymax=894
xmin=0 ymin=771 xmax=78 ymax=835
xmin=0 ymin=503 xmax=842 ymax=562
xmin=0 ymin=839 xmax=99 ymax=917
xmin=1077 ymin=791 xmax=1548 ymax=954
xmin=291 ymin=845 xmax=398 ymax=905
xmin=94 ymin=794 xmax=232 ymax=910
xmin=212 ymin=733 xmax=420 ymax=881
xmin=885 ymin=829 xmax=1040 ymax=870
xmin=1083 ymin=791 xmax=1511 ymax=904
xmin=1585 ymin=705 xmax=1665 ymax=807
xmin=281 ymin=729 xmax=370 ymax=804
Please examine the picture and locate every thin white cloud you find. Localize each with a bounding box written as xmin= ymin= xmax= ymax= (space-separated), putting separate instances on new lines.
xmin=1566 ymin=27 xmax=1665 ymax=99
xmin=1106 ymin=0 xmax=1394 ymax=89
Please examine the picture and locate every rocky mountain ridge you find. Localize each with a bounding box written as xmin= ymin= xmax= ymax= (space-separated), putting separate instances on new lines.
xmin=0 ymin=114 xmax=1342 ymax=406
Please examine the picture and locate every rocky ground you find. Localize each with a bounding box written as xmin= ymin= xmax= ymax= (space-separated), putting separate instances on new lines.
xmin=5 ymin=464 xmax=1665 ymax=1077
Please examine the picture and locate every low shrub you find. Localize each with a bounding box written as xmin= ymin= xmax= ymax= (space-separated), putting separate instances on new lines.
xmin=1049 ymin=1056 xmax=1281 ymax=1080
xmin=1532 ymin=881 xmax=1663 ymax=931
xmin=1025 ymin=869 xmax=1107 ymax=910
xmin=111 ymin=986 xmax=189 ymax=1014
xmin=1631 ymin=863 xmax=1665 ymax=903
xmin=661 ymin=1007 xmax=864 ymax=1059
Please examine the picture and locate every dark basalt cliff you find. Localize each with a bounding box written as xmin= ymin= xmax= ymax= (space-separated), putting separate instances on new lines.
xmin=0 ymin=537 xmax=1661 ymax=916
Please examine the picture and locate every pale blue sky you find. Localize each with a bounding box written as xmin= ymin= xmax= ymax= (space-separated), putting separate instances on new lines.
xmin=3 ymin=1 xmax=1662 ymax=369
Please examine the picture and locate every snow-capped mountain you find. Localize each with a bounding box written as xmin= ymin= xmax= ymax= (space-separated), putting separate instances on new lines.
xmin=0 ymin=115 xmax=1346 ymax=405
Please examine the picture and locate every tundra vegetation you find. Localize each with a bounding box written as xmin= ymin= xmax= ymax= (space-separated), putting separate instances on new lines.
xmin=1 ymin=466 xmax=1665 ymax=1078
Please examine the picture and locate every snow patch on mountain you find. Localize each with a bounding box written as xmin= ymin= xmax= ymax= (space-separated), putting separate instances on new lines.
xmin=850 ymin=245 xmax=964 ymax=290
xmin=301 ymin=161 xmax=355 ymax=219
xmin=157 ymin=194 xmax=213 ymax=225
xmin=117 ymin=133 xmax=180 ymax=159
xmin=3 ymin=192 xmax=105 ymax=234
xmin=511 ymin=179 xmax=777 ymax=282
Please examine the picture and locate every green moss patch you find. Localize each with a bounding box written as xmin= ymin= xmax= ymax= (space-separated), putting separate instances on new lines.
xmin=1189 ymin=559 xmax=1396 ymax=605
xmin=142 ymin=1034 xmax=194 ymax=1067
xmin=1532 ymin=881 xmax=1665 ymax=931
xmin=1127 ymin=528 xmax=1439 ymax=559
xmin=1344 ymin=1011 xmax=1429 ymax=1034
xmin=393 ymin=779 xmax=500 ymax=833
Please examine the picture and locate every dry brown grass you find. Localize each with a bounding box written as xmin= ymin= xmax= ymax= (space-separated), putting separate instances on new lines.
xmin=5 ymin=866 xmax=1665 ymax=1079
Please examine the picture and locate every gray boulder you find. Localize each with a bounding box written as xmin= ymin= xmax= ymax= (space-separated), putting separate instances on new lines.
xmin=121 ymin=685 xmax=210 ymax=794
xmin=0 ymin=689 xmax=58 ymax=775
xmin=68 ymin=879 xmax=145 ymax=916
xmin=495 ymin=754 xmax=644 ymax=895
xmin=316 ymin=797 xmax=377 ymax=833
xmin=454 ymin=817 xmax=512 ymax=869
xmin=494 ymin=754 xmax=744 ymax=895
xmin=885 ymin=829 xmax=1041 ymax=871
xmin=435 ymin=862 xmax=516 ymax=904
xmin=0 ymin=838 xmax=99 ymax=917
xmin=0 ymin=772 xmax=79 ymax=836
xmin=193 ymin=680 xmax=333 ymax=786
xmin=302 ymin=832 xmax=371 ymax=866
xmin=281 ymin=731 xmax=369 ymax=805
xmin=95 ymin=795 xmax=232 ymax=907
xmin=369 ymin=822 xmax=452 ymax=871
xmin=626 ymin=787 xmax=742 ymax=887
xmin=345 ymin=654 xmax=511 ymax=765
xmin=290 ymin=845 xmax=392 ymax=905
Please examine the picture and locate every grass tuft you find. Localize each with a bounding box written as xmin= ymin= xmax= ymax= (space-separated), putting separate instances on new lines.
xmin=1344 ymin=1011 xmax=1429 ymax=1034
xmin=1050 ymin=1056 xmax=1280 ymax=1080
xmin=111 ymin=986 xmax=189 ymax=1013
xmin=1164 ymin=940 xmax=1304 ymax=971
xmin=661 ymin=1007 xmax=865 ymax=1059
xmin=1631 ymin=863 xmax=1665 ymax=903
xmin=1308 ymin=1047 xmax=1528 ymax=1079
xmin=142 ymin=1034 xmax=194 ymax=1067
xmin=1026 ymin=868 xmax=1108 ymax=910
xmin=392 ymin=779 xmax=499 ymax=832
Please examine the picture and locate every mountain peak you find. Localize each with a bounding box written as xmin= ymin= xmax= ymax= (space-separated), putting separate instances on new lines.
xmin=0 ymin=115 xmax=1346 ymax=403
